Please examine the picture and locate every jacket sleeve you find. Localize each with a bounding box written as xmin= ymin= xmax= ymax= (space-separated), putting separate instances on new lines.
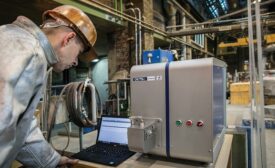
xmin=16 ymin=116 xmax=61 ymax=168
xmin=0 ymin=24 xmax=61 ymax=167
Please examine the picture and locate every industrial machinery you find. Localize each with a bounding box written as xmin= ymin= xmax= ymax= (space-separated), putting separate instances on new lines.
xmin=128 ymin=58 xmax=227 ymax=163
xmin=104 ymin=69 xmax=130 ymax=116
xmin=142 ymin=49 xmax=174 ymax=64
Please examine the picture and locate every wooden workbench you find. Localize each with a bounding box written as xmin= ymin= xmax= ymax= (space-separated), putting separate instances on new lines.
xmin=72 ymin=134 xmax=233 ymax=168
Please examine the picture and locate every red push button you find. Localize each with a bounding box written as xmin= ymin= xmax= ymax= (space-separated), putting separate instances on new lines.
xmin=186 ymin=120 xmax=193 ymax=126
xmin=197 ymin=120 xmax=204 ymax=127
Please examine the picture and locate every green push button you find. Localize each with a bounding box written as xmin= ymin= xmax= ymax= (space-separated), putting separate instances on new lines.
xmin=176 ymin=120 xmax=183 ymax=127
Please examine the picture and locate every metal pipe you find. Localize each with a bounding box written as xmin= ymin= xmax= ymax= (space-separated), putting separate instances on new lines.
xmin=169 ymin=0 xmax=198 ymax=24
xmin=135 ymin=8 xmax=142 ymax=65
xmin=247 ymin=0 xmax=258 ymax=167
xmin=255 ymin=1 xmax=267 ymax=167
xmin=125 ymin=8 xmax=138 ymax=65
xmin=172 ymin=37 xmax=214 ymax=56
xmin=181 ymin=13 xmax=186 ymax=60
xmin=167 ymin=17 xmax=248 ymax=29
xmin=124 ymin=82 xmax=127 ymax=100
xmin=83 ymin=0 xmax=166 ymax=35
xmin=114 ymin=0 xmax=117 ymax=11
xmin=166 ymin=12 xmax=275 ymax=29
xmin=65 ymin=81 xmax=97 ymax=127
xmin=80 ymin=0 xmax=213 ymax=56
xmin=168 ymin=25 xmax=238 ymax=36
xmin=120 ymin=0 xmax=123 ymax=14
xmin=41 ymin=67 xmax=53 ymax=138
xmin=116 ymin=82 xmax=120 ymax=116
xmin=127 ymin=83 xmax=131 ymax=114
xmin=51 ymin=84 xmax=66 ymax=88
xmin=88 ymin=83 xmax=97 ymax=124
xmin=168 ymin=0 xmax=213 ymax=40
xmin=167 ymin=21 xmax=275 ymax=36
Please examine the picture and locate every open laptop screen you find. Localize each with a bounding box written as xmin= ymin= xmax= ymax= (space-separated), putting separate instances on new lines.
xmin=98 ymin=117 xmax=131 ymax=145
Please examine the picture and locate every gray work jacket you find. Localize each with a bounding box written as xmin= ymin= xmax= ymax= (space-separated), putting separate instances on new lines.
xmin=0 ymin=16 xmax=60 ymax=167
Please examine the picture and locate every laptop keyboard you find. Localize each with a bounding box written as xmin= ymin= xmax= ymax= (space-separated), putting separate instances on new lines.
xmin=85 ymin=143 xmax=132 ymax=158
xmin=72 ymin=116 xmax=135 ymax=166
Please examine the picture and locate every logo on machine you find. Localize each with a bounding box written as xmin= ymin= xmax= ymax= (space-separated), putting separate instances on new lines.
xmin=156 ymin=75 xmax=162 ymax=80
xmin=147 ymin=76 xmax=156 ymax=81
xmin=133 ymin=77 xmax=147 ymax=81
xmin=133 ymin=75 xmax=162 ymax=82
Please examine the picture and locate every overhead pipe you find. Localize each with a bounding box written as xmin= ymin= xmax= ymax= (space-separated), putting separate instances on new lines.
xmin=166 ymin=11 xmax=275 ymax=29
xmin=169 ymin=0 xmax=198 ymax=24
xmin=168 ymin=0 xmax=213 ymax=39
xmin=167 ymin=17 xmax=248 ymax=29
xmin=167 ymin=20 xmax=275 ymax=36
xmin=80 ymin=0 xmax=214 ymax=56
xmin=168 ymin=25 xmax=242 ymax=36
xmin=85 ymin=0 xmax=205 ymax=58
xmin=83 ymin=0 xmax=166 ymax=35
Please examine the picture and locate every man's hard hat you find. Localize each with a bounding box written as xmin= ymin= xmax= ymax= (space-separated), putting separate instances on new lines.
xmin=43 ymin=5 xmax=97 ymax=62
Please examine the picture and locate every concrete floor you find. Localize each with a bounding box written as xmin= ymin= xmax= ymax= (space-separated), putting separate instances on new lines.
xmin=51 ymin=103 xmax=275 ymax=167
xmin=266 ymin=129 xmax=275 ymax=168
xmin=227 ymin=104 xmax=275 ymax=168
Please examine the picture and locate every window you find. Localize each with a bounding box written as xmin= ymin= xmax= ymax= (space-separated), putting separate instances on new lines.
xmin=193 ymin=27 xmax=205 ymax=48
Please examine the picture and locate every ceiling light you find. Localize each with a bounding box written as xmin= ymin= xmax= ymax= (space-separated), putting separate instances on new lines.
xmin=253 ymin=0 xmax=261 ymax=4
xmin=91 ymin=59 xmax=99 ymax=63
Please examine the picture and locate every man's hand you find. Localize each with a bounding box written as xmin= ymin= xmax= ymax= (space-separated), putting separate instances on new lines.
xmin=58 ymin=156 xmax=79 ymax=167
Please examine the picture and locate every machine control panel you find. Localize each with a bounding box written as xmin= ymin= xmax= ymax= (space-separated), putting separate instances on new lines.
xmin=186 ymin=120 xmax=193 ymax=126
xmin=197 ymin=120 xmax=204 ymax=127
xmin=175 ymin=120 xmax=183 ymax=127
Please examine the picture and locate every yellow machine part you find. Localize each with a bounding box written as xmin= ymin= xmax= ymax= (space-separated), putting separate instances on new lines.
xmin=218 ymin=34 xmax=275 ymax=48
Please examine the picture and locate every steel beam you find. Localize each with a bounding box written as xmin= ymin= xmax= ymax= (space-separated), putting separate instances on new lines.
xmin=53 ymin=0 xmax=125 ymax=26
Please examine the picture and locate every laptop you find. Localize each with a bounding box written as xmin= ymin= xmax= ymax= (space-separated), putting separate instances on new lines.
xmin=72 ymin=116 xmax=135 ymax=166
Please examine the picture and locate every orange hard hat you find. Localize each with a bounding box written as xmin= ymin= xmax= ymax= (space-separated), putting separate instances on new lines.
xmin=43 ymin=5 xmax=97 ymax=62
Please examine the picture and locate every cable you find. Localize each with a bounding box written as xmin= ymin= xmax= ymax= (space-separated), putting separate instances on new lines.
xmin=47 ymin=83 xmax=70 ymax=142
xmin=47 ymin=80 xmax=97 ymax=154
xmin=61 ymin=122 xmax=70 ymax=155
xmin=95 ymin=86 xmax=102 ymax=116
xmin=49 ymin=121 xmax=70 ymax=155
xmin=65 ymin=81 xmax=97 ymax=127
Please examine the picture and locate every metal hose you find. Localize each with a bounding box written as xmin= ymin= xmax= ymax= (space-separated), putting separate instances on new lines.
xmin=65 ymin=81 xmax=97 ymax=127
xmin=47 ymin=80 xmax=97 ymax=142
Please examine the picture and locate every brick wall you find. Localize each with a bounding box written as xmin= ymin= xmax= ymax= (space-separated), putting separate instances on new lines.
xmin=153 ymin=0 xmax=165 ymax=31
xmin=108 ymin=28 xmax=130 ymax=78
xmin=131 ymin=0 xmax=154 ymax=50
xmin=153 ymin=10 xmax=165 ymax=31
xmin=144 ymin=0 xmax=154 ymax=50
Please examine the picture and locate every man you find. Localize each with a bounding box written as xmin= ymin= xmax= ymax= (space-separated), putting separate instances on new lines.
xmin=0 ymin=5 xmax=97 ymax=167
